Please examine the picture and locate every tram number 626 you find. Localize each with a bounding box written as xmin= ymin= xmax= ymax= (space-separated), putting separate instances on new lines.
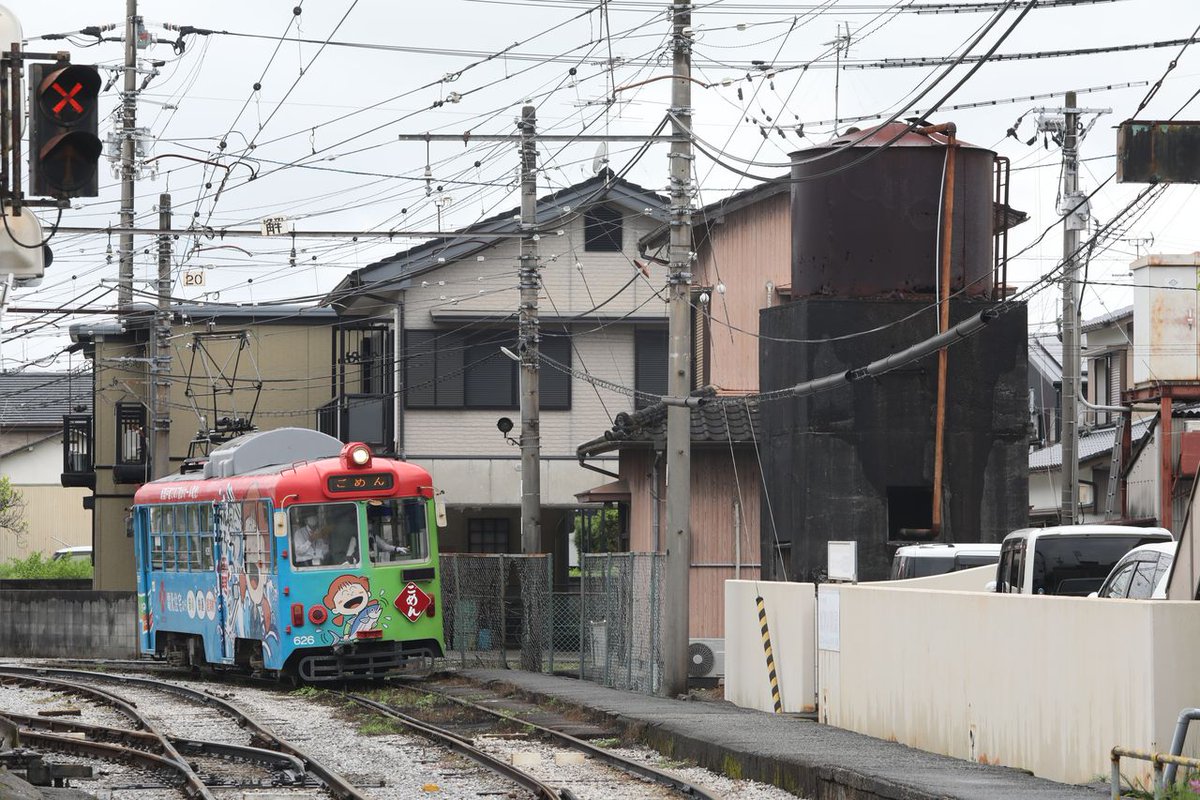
xmin=292 ymin=635 xmax=316 ymax=646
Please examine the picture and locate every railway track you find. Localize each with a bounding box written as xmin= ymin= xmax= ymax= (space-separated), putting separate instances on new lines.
xmin=0 ymin=665 xmax=370 ymax=798
xmin=2 ymin=662 xmax=799 ymax=799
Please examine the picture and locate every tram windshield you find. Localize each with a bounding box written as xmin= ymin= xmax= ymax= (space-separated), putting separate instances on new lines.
xmin=288 ymin=503 xmax=360 ymax=569
xmin=365 ymin=498 xmax=428 ymax=564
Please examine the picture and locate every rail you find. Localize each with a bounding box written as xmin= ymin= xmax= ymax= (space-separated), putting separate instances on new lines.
xmin=1111 ymin=746 xmax=1200 ymax=799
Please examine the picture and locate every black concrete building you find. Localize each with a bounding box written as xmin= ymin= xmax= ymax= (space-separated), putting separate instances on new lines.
xmin=758 ymin=122 xmax=1030 ymax=582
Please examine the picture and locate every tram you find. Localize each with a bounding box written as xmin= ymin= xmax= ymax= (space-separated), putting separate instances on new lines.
xmin=131 ymin=428 xmax=445 ymax=681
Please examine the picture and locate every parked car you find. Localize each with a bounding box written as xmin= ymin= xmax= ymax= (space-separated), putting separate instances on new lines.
xmin=1093 ymin=541 xmax=1177 ymax=600
xmin=991 ymin=525 xmax=1173 ymax=596
xmin=51 ymin=545 xmax=92 ymax=562
xmin=889 ymin=543 xmax=1001 ymax=580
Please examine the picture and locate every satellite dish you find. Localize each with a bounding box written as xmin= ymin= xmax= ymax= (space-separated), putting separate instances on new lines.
xmin=592 ymin=142 xmax=609 ymax=175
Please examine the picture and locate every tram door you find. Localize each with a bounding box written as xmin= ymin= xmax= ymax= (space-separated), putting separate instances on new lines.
xmin=213 ymin=500 xmax=236 ymax=662
xmin=134 ymin=507 xmax=154 ymax=654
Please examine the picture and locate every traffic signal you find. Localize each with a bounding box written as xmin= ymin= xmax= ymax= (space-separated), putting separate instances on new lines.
xmin=28 ymin=62 xmax=102 ymax=198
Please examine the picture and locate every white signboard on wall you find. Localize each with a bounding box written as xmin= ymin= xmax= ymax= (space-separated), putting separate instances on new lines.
xmin=818 ymin=587 xmax=840 ymax=652
xmin=827 ymin=540 xmax=858 ymax=583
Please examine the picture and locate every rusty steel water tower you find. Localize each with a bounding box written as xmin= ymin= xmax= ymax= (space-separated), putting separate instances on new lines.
xmin=759 ymin=122 xmax=1030 ymax=582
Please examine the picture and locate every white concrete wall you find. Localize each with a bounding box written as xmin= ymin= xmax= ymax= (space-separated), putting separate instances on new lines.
xmin=415 ymin=456 xmax=614 ymax=507
xmin=815 ymin=583 xmax=1200 ymax=785
xmin=725 ymin=580 xmax=817 ymax=714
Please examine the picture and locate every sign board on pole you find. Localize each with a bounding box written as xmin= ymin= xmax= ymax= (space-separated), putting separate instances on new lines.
xmin=182 ymin=270 xmax=205 ymax=287
xmin=827 ymin=540 xmax=858 ymax=583
xmin=260 ymin=216 xmax=294 ymax=236
xmin=817 ymin=586 xmax=840 ymax=652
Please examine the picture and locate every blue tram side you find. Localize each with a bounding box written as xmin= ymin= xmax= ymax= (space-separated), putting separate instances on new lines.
xmin=131 ymin=428 xmax=445 ymax=680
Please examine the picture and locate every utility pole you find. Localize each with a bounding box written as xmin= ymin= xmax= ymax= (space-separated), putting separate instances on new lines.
xmin=118 ymin=0 xmax=137 ymax=311
xmin=1060 ymin=91 xmax=1081 ymax=525
xmin=662 ymin=0 xmax=694 ymax=698
xmin=151 ymin=193 xmax=171 ymax=478
xmin=518 ymin=104 xmax=541 ymax=556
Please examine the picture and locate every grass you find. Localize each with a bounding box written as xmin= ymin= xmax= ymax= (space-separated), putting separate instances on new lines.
xmin=0 ymin=553 xmax=92 ymax=579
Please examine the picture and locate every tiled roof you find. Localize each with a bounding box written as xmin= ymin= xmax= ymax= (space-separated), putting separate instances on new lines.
xmin=0 ymin=372 xmax=92 ymax=428
xmin=1028 ymin=416 xmax=1153 ymax=470
xmin=1081 ymin=305 xmax=1133 ymax=334
xmin=577 ymin=389 xmax=761 ymax=458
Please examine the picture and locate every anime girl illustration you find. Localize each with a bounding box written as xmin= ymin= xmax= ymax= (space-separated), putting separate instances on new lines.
xmin=322 ymin=574 xmax=382 ymax=643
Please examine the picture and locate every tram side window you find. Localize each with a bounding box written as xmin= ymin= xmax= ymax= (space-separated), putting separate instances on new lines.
xmin=242 ymin=500 xmax=271 ymax=571
xmin=150 ymin=506 xmax=166 ymax=570
xmin=163 ymin=506 xmax=179 ymax=571
xmin=184 ymin=505 xmax=201 ymax=570
xmin=366 ymin=498 xmax=429 ymax=564
xmin=199 ymin=505 xmax=214 ymax=570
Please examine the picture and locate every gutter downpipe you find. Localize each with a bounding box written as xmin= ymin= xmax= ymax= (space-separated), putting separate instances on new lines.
xmin=394 ymin=299 xmax=405 ymax=459
xmin=920 ymin=122 xmax=958 ymax=540
xmin=1164 ymin=708 xmax=1200 ymax=786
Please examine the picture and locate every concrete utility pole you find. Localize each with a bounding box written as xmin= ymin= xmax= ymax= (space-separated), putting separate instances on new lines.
xmin=518 ymin=104 xmax=541 ymax=555
xmin=662 ymin=0 xmax=694 ymax=698
xmin=1060 ymin=91 xmax=1081 ymax=525
xmin=118 ymin=0 xmax=137 ymax=311
xmin=151 ymin=193 xmax=171 ymax=479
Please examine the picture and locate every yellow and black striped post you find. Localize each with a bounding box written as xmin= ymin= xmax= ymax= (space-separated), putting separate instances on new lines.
xmin=756 ymin=595 xmax=783 ymax=713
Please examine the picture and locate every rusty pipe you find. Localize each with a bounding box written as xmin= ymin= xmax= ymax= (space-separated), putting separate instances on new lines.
xmin=916 ymin=122 xmax=957 ymax=139
xmin=931 ymin=128 xmax=957 ymax=538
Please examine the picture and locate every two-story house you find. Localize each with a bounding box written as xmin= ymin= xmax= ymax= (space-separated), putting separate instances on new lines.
xmin=0 ymin=371 xmax=92 ymax=561
xmin=324 ymin=172 xmax=670 ymax=575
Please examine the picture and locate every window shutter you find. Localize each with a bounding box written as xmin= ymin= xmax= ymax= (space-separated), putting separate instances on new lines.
xmin=465 ymin=332 xmax=517 ymax=408
xmin=634 ymin=328 xmax=668 ymax=409
xmin=437 ymin=332 xmax=465 ymax=407
xmin=584 ymin=204 xmax=623 ymax=252
xmin=540 ymin=334 xmax=571 ymax=410
xmin=404 ymin=330 xmax=438 ymax=408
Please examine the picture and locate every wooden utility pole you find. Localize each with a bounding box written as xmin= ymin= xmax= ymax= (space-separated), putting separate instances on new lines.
xmin=118 ymin=0 xmax=137 ymax=310
xmin=518 ymin=104 xmax=542 ymax=555
xmin=151 ymin=193 xmax=171 ymax=478
xmin=662 ymin=0 xmax=694 ymax=698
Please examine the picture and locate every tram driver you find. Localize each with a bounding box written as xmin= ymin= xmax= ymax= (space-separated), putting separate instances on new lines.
xmin=293 ymin=513 xmax=329 ymax=567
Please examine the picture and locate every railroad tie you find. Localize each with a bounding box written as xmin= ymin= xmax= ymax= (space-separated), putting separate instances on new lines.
xmin=756 ymin=595 xmax=782 ymax=713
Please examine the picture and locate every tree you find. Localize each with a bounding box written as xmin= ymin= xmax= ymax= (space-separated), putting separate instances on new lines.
xmin=0 ymin=477 xmax=28 ymax=545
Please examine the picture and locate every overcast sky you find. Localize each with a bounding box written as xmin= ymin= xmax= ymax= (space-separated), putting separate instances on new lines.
xmin=3 ymin=0 xmax=1198 ymax=371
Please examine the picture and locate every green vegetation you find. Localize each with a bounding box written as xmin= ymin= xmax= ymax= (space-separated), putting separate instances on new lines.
xmin=289 ymin=685 xmax=326 ymax=700
xmin=357 ymin=716 xmax=407 ymax=736
xmin=0 ymin=552 xmax=92 ymax=579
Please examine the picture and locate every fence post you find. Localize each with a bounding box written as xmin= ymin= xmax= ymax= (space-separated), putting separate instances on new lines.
xmin=451 ymin=555 xmax=463 ymax=669
xmin=650 ymin=554 xmax=661 ymax=695
xmin=498 ymin=555 xmax=507 ymax=669
xmin=546 ymin=554 xmax=554 ymax=674
xmin=579 ymin=554 xmax=586 ymax=680
xmin=604 ymin=551 xmax=614 ymax=686
xmin=626 ymin=555 xmax=634 ymax=690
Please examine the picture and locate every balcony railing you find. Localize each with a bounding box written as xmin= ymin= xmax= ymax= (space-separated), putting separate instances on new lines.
xmin=317 ymin=394 xmax=393 ymax=454
xmin=61 ymin=414 xmax=95 ymax=489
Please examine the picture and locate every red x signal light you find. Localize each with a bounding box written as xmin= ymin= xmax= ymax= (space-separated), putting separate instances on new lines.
xmin=29 ymin=62 xmax=103 ymax=198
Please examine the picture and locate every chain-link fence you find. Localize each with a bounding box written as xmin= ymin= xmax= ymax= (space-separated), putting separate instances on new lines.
xmin=440 ymin=554 xmax=552 ymax=671
xmin=578 ymin=553 xmax=663 ymax=694
xmin=439 ymin=552 xmax=663 ymax=695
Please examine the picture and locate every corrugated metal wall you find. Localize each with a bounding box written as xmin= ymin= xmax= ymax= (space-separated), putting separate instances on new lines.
xmin=0 ymin=485 xmax=92 ymax=562
xmin=695 ymin=192 xmax=791 ymax=394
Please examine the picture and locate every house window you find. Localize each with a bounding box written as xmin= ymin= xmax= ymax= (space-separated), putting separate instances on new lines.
xmin=405 ymin=329 xmax=570 ymax=410
xmin=584 ymin=204 xmax=623 ymax=252
xmin=114 ymin=402 xmax=150 ymax=484
xmin=634 ymin=328 xmax=668 ymax=409
xmin=468 ymin=518 xmax=511 ymax=553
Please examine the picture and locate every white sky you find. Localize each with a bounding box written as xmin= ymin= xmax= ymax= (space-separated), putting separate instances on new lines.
xmin=3 ymin=0 xmax=1199 ymax=371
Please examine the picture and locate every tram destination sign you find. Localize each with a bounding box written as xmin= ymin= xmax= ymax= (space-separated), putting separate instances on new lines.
xmin=326 ymin=472 xmax=395 ymax=493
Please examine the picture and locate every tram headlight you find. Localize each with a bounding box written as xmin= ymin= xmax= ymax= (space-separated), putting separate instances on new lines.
xmin=349 ymin=444 xmax=371 ymax=466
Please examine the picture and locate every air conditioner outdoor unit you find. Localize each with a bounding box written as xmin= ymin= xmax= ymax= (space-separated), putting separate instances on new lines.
xmin=688 ymin=637 xmax=725 ymax=679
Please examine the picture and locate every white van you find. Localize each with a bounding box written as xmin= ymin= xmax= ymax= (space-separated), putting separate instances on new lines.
xmin=889 ymin=543 xmax=1001 ymax=580
xmin=992 ymin=525 xmax=1173 ymax=596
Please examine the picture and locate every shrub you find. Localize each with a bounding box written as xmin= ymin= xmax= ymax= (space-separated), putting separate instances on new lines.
xmin=0 ymin=552 xmax=93 ymax=579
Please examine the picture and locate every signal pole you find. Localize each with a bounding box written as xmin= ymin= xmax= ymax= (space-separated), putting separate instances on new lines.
xmin=518 ymin=104 xmax=541 ymax=555
xmin=662 ymin=0 xmax=694 ymax=698
xmin=118 ymin=0 xmax=137 ymax=311
xmin=151 ymin=192 xmax=171 ymax=478
xmin=1060 ymin=91 xmax=1081 ymax=524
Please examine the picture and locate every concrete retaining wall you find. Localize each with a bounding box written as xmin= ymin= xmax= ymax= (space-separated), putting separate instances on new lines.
xmin=0 ymin=590 xmax=137 ymax=658
xmin=725 ymin=579 xmax=817 ymax=713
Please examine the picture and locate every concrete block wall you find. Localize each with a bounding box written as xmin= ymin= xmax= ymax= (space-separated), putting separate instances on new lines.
xmin=0 ymin=590 xmax=137 ymax=658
